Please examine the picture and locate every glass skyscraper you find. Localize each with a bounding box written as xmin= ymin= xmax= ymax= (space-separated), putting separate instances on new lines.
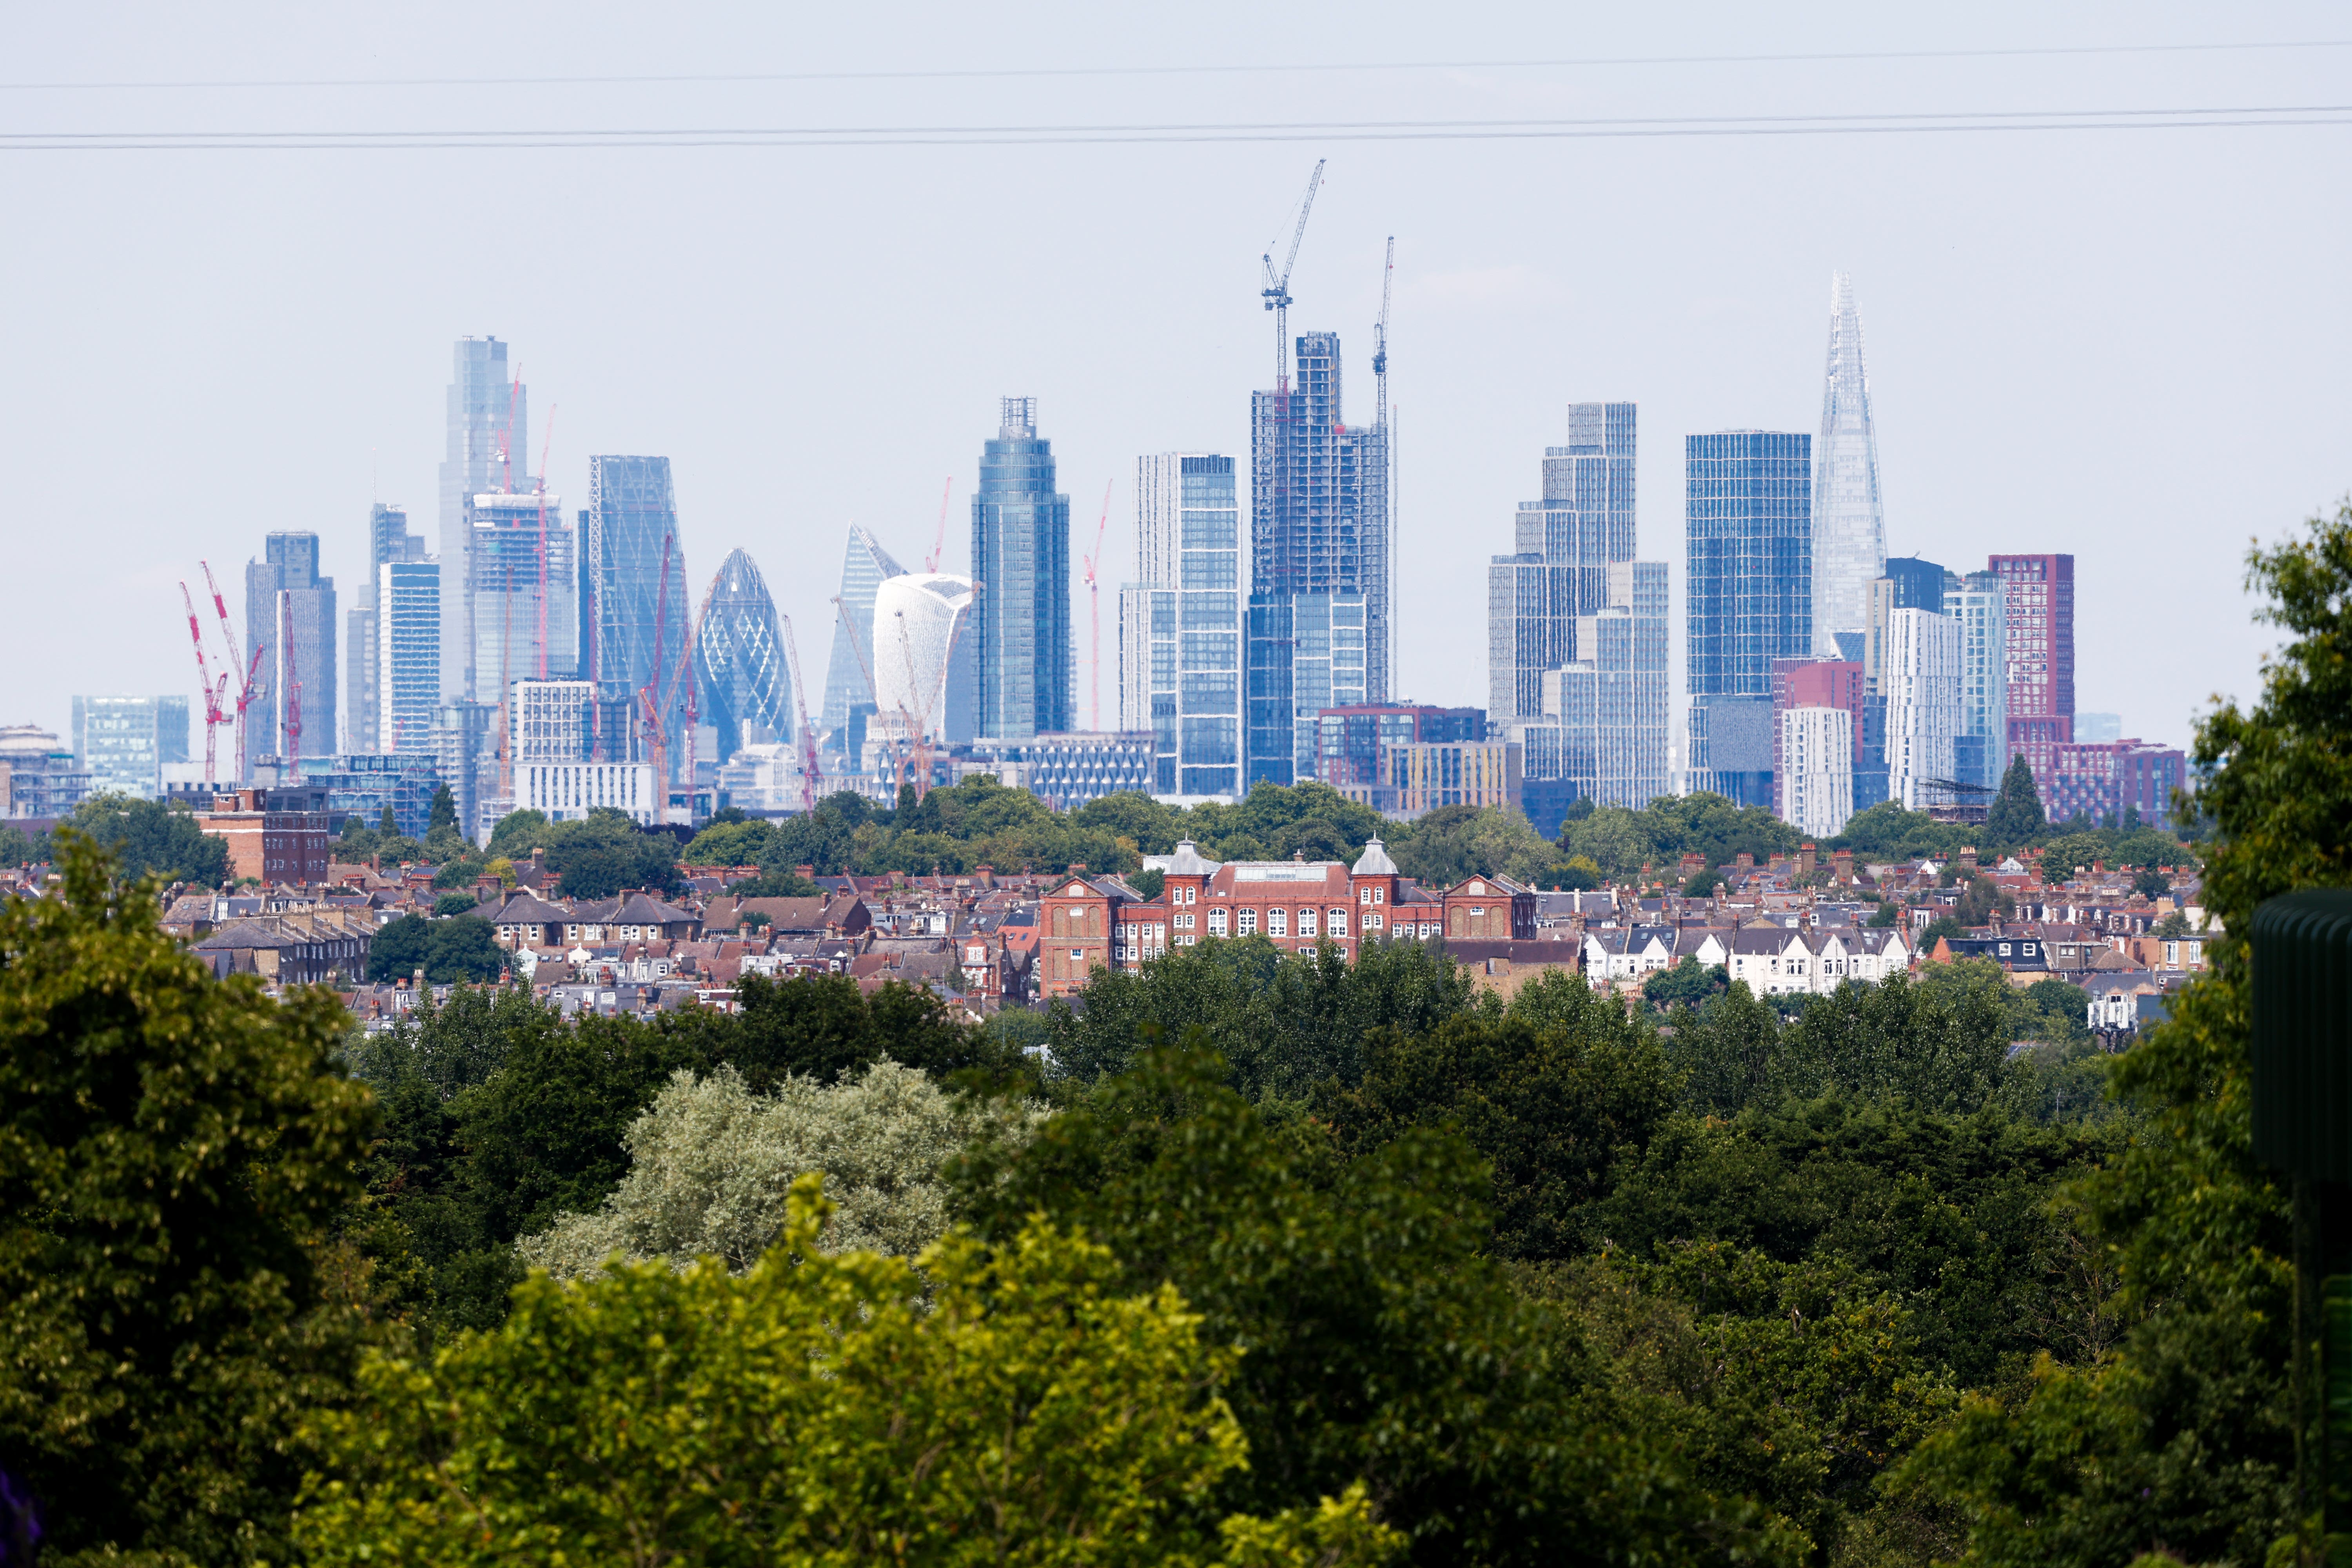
xmin=1811 ymin=274 xmax=1886 ymax=660
xmin=693 ymin=548 xmax=793 ymax=767
xmin=377 ymin=560 xmax=441 ymax=755
xmin=970 ymin=398 xmax=1073 ymax=741
xmin=467 ymin=491 xmax=577 ymax=703
xmin=245 ymin=532 xmax=336 ymax=775
xmin=820 ymin=525 xmax=907 ymax=741
xmin=583 ymin=456 xmax=688 ymax=773
xmin=347 ymin=503 xmax=428 ymax=753
xmin=1685 ymin=430 xmax=1811 ymax=806
xmin=1122 ymin=454 xmax=1241 ymax=798
xmin=1943 ymin=568 xmax=2009 ymax=793
xmin=439 ymin=338 xmax=525 ymax=701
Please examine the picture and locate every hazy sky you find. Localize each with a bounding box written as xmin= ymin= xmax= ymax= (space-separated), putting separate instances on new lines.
xmin=5 ymin=3 xmax=2347 ymax=760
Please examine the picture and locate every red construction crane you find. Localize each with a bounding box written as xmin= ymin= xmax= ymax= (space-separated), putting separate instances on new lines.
xmin=178 ymin=582 xmax=232 ymax=783
xmin=280 ymin=592 xmax=303 ymax=784
xmin=779 ymin=613 xmax=823 ymax=812
xmin=201 ymin=560 xmax=264 ymax=780
xmin=1081 ymin=479 xmax=1112 ymax=731
xmin=924 ymin=477 xmax=953 ymax=572
xmin=637 ymin=535 xmax=675 ymax=824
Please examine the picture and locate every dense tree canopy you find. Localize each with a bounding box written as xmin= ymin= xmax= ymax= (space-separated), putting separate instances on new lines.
xmin=62 ymin=793 xmax=229 ymax=885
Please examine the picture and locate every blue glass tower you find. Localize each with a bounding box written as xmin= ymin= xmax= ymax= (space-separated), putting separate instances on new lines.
xmin=693 ymin=548 xmax=793 ymax=766
xmin=970 ymin=398 xmax=1073 ymax=741
xmin=583 ymin=456 xmax=689 ymax=773
xmin=1685 ymin=431 xmax=1811 ymax=806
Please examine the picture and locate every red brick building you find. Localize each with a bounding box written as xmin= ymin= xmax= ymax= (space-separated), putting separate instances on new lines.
xmin=1035 ymin=838 xmax=1536 ymax=998
xmin=195 ymin=789 xmax=330 ymax=886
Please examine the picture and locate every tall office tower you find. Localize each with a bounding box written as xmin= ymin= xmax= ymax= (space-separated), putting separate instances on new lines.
xmin=244 ymin=533 xmax=337 ymax=775
xmin=377 ymin=560 xmax=441 ymax=755
xmin=820 ymin=525 xmax=909 ymax=749
xmin=347 ymin=503 xmax=428 ymax=752
xmin=691 ymin=548 xmax=793 ymax=769
xmin=466 ymin=491 xmax=578 ymax=716
xmin=1811 ymin=274 xmax=1887 ymax=659
xmin=1883 ymin=606 xmax=1960 ymax=809
xmin=1988 ymin=553 xmax=2075 ymax=790
xmin=1779 ymin=705 xmax=1856 ymax=839
xmin=1771 ymin=657 xmax=1865 ymax=823
xmin=71 ymin=696 xmax=189 ymax=799
xmin=1123 ymin=454 xmax=1241 ymax=797
xmin=871 ymin=573 xmax=978 ymax=753
xmin=438 ymin=338 xmax=525 ymax=701
xmin=1684 ymin=431 xmax=1811 ymax=806
xmin=970 ymin=398 xmax=1073 ymax=742
xmin=1943 ymin=568 xmax=2010 ymax=794
xmin=1246 ymin=330 xmax=1390 ymax=781
xmin=582 ymin=457 xmax=688 ymax=774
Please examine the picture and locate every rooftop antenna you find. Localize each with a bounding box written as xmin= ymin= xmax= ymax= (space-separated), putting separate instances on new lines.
xmin=1261 ymin=159 xmax=1325 ymax=395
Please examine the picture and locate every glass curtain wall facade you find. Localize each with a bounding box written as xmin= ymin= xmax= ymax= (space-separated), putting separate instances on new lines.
xmin=820 ymin=525 xmax=908 ymax=741
xmin=244 ymin=532 xmax=336 ymax=775
xmin=970 ymin=398 xmax=1073 ymax=741
xmin=583 ymin=456 xmax=688 ymax=773
xmin=1129 ymin=454 xmax=1240 ymax=797
xmin=1548 ymin=561 xmax=1670 ymax=807
xmin=1685 ymin=431 xmax=1811 ymax=806
xmin=466 ymin=491 xmax=577 ymax=704
xmin=439 ymin=338 xmax=524 ymax=701
xmin=346 ymin=503 xmax=427 ymax=753
xmin=693 ymin=548 xmax=793 ymax=767
xmin=1811 ymin=273 xmax=1887 ymax=659
xmin=71 ymin=696 xmax=189 ymax=799
xmin=377 ymin=561 xmax=441 ymax=755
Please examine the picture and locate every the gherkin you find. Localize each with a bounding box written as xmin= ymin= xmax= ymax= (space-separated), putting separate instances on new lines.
xmin=693 ymin=548 xmax=793 ymax=766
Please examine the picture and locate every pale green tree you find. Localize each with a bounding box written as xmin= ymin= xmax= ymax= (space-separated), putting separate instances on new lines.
xmin=300 ymin=1178 xmax=1403 ymax=1567
xmin=518 ymin=1060 xmax=1038 ymax=1276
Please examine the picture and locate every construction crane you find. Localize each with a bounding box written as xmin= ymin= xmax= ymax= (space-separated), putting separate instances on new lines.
xmin=779 ymin=613 xmax=824 ymax=811
xmin=1373 ymin=235 xmax=1394 ymax=430
xmin=924 ymin=477 xmax=953 ymax=572
xmin=178 ymin=582 xmax=232 ymax=783
xmin=497 ymin=368 xmax=522 ymax=495
xmin=534 ymin=406 xmax=557 ymax=679
xmin=201 ymin=560 xmax=264 ymax=780
xmin=280 ymin=593 xmax=303 ymax=784
xmin=1080 ymin=479 xmax=1112 ymax=731
xmin=638 ymin=535 xmax=675 ymax=824
xmin=1260 ymin=159 xmax=1325 ymax=394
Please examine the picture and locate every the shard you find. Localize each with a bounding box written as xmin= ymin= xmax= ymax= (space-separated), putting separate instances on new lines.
xmin=1811 ymin=273 xmax=1886 ymax=659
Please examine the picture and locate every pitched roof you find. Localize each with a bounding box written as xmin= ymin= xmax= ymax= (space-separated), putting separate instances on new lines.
xmin=193 ymin=920 xmax=302 ymax=951
xmin=492 ymin=891 xmax=572 ymax=926
xmin=1351 ymin=836 xmax=1400 ymax=876
xmin=614 ymin=891 xmax=695 ymax=925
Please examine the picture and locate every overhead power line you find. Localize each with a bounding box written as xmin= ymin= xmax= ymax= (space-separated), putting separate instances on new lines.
xmin=2 ymin=103 xmax=2347 ymax=151
xmin=0 ymin=38 xmax=2347 ymax=92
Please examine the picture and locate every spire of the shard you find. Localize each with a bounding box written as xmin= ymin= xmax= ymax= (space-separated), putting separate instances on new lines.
xmin=1811 ymin=272 xmax=1886 ymax=659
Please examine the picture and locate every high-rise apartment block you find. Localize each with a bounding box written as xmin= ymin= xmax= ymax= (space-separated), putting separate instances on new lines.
xmin=1779 ymin=704 xmax=1855 ymax=839
xmin=1771 ymin=658 xmax=1865 ymax=827
xmin=970 ymin=399 xmax=1073 ymax=742
xmin=693 ymin=548 xmax=794 ymax=767
xmin=347 ymin=504 xmax=428 ymax=753
xmin=244 ymin=533 xmax=336 ymax=775
xmin=1685 ymin=430 xmax=1811 ymax=806
xmin=1942 ymin=569 xmax=2010 ymax=794
xmin=583 ymin=456 xmax=688 ymax=773
xmin=71 ymin=697 xmax=189 ymax=799
xmin=439 ymin=338 xmax=525 ymax=702
xmin=820 ymin=525 xmax=908 ymax=750
xmin=2043 ymin=738 xmax=2185 ymax=828
xmin=1487 ymin=405 xmax=1668 ymax=813
xmin=1122 ymin=454 xmax=1241 ymax=797
xmin=1247 ymin=333 xmax=1388 ymax=783
xmin=1811 ymin=274 xmax=1887 ymax=660
xmin=1988 ymin=553 xmax=2075 ymax=789
xmin=376 ymin=560 xmax=441 ymax=755
xmin=1882 ymin=607 xmax=1960 ymax=809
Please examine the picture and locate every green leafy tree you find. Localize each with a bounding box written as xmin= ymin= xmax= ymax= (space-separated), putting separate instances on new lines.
xmin=1684 ymin=867 xmax=1725 ymax=898
xmin=1644 ymin=956 xmax=1726 ymax=1011
xmin=0 ymin=821 xmax=38 ymax=866
xmin=1128 ymin=865 xmax=1166 ymax=899
xmin=428 ymin=782 xmax=458 ymax=838
xmin=302 ymin=1177 xmax=1402 ymax=1567
xmin=0 ymin=834 xmax=378 ymax=1563
xmin=1535 ymin=855 xmax=1603 ymax=891
xmin=64 ymin=791 xmax=230 ymax=884
xmin=1390 ymin=802 xmax=1557 ymax=886
xmin=1983 ymin=755 xmax=2048 ymax=850
xmin=367 ymin=912 xmax=432 ymax=981
xmin=485 ymin=807 xmax=552 ymax=859
xmin=949 ymin=1045 xmax=1796 ymax=1566
xmin=2152 ymin=909 xmax=2191 ymax=939
xmin=425 ymin=915 xmax=507 ymax=982
xmin=544 ymin=806 xmax=683 ymax=898
xmin=1666 ymin=980 xmax=1784 ymax=1115
xmin=725 ymin=865 xmax=823 ymax=897
xmin=1564 ymin=804 xmax=1656 ymax=880
xmin=434 ymin=890 xmax=483 ymax=917
xmin=1901 ymin=504 xmax=2352 ymax=1566
xmin=681 ymin=812 xmax=774 ymax=866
